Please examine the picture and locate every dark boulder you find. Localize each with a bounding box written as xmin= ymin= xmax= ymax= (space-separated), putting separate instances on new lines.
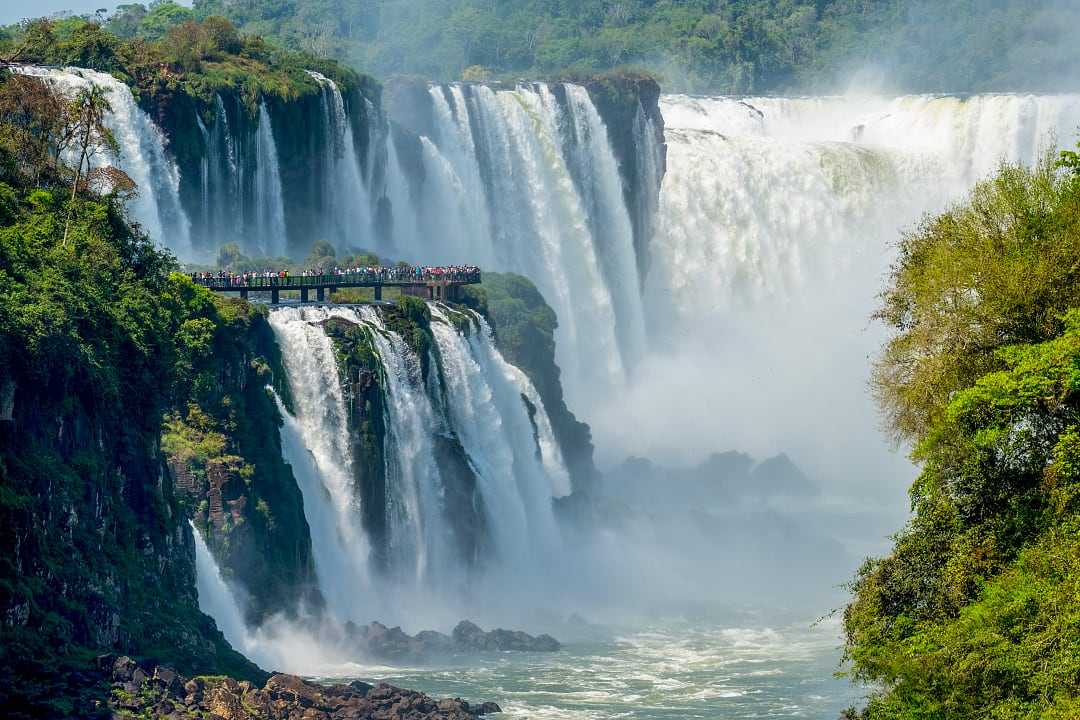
xmin=453 ymin=620 xmax=562 ymax=652
xmin=103 ymin=662 xmax=496 ymax=719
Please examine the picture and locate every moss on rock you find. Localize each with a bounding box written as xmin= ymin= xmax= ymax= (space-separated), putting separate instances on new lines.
xmin=165 ymin=295 xmax=320 ymax=625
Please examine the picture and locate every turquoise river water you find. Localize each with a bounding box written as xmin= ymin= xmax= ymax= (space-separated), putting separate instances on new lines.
xmin=315 ymin=618 xmax=863 ymax=719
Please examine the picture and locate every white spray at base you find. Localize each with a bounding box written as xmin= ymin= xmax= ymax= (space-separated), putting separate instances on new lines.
xmin=258 ymin=304 xmax=568 ymax=634
xmin=591 ymin=91 xmax=1080 ymax=533
xmin=191 ymin=520 xmax=249 ymax=652
xmin=191 ymin=519 xmax=352 ymax=673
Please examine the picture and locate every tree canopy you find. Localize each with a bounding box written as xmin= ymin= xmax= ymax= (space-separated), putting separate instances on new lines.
xmin=181 ymin=0 xmax=1080 ymax=94
xmin=844 ymin=147 xmax=1080 ymax=718
xmin=0 ymin=11 xmax=367 ymax=115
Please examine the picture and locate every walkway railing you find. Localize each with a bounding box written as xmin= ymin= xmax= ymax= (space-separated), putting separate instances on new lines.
xmin=189 ymin=267 xmax=482 ymax=304
xmin=190 ymin=269 xmax=481 ymax=290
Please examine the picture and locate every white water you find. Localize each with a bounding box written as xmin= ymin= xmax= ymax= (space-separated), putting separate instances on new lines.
xmin=356 ymin=305 xmax=446 ymax=587
xmin=429 ymin=306 xmax=565 ymax=560
xmin=267 ymin=307 xmax=375 ymax=622
xmin=307 ymin=71 xmax=373 ymax=250
xmin=262 ymin=303 xmax=570 ymax=630
xmin=190 ymin=520 xmax=251 ymax=653
xmin=253 ymin=102 xmax=288 ymax=257
xmin=13 ymin=65 xmax=192 ymax=257
xmin=318 ymin=617 xmax=858 ymax=719
xmin=591 ymin=92 xmax=1080 ymax=517
xmin=388 ymin=83 xmax=643 ymax=414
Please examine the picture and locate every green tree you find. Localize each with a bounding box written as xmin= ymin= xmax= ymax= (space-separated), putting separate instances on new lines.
xmin=843 ymin=146 xmax=1080 ymax=718
xmin=139 ymin=0 xmax=195 ymax=40
xmin=304 ymin=239 xmax=336 ymax=272
xmin=64 ymin=85 xmax=117 ymax=245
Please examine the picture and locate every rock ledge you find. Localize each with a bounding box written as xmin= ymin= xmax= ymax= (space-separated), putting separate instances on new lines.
xmin=99 ymin=654 xmax=501 ymax=719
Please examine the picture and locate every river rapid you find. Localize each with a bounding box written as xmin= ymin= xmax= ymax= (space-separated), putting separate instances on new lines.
xmin=309 ymin=617 xmax=858 ymax=719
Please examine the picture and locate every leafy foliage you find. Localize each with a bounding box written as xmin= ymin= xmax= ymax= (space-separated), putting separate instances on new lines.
xmin=844 ymin=147 xmax=1080 ymax=718
xmin=175 ymin=0 xmax=1080 ymax=94
xmin=0 ymin=67 xmax=263 ymax=715
xmin=0 ymin=13 xmax=368 ymax=116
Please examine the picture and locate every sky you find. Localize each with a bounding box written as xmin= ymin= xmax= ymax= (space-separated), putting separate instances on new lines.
xmin=0 ymin=0 xmax=190 ymax=26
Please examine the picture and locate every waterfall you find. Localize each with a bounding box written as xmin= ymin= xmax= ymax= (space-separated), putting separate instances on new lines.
xmin=385 ymin=82 xmax=641 ymax=415
xmin=561 ymin=84 xmax=648 ymax=366
xmin=590 ymin=91 xmax=1080 ymax=494
xmin=355 ymin=305 xmax=447 ymax=586
xmin=254 ymin=102 xmax=288 ymax=257
xmin=190 ymin=520 xmax=250 ymax=652
xmin=199 ymin=94 xmax=242 ymax=253
xmin=631 ymin=103 xmax=665 ymax=275
xmin=260 ymin=303 xmax=568 ymax=626
xmin=428 ymin=306 xmax=564 ymax=564
xmin=646 ymin=92 xmax=1080 ymax=343
xmin=307 ymin=71 xmax=372 ymax=251
xmin=12 ymin=65 xmax=192 ymax=257
xmin=195 ymin=112 xmax=211 ymax=246
xmin=267 ymin=307 xmax=374 ymax=622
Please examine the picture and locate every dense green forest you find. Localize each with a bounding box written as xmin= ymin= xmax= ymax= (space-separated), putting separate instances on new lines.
xmin=0 ymin=63 xmax=273 ymax=714
xmin=52 ymin=0 xmax=1075 ymax=94
xmin=842 ymin=148 xmax=1080 ymax=718
xmin=0 ymin=9 xmax=367 ymax=112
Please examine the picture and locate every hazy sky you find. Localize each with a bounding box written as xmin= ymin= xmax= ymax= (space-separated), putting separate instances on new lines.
xmin=1 ymin=0 xmax=191 ymax=26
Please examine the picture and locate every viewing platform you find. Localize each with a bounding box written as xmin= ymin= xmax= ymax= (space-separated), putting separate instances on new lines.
xmin=190 ymin=268 xmax=481 ymax=304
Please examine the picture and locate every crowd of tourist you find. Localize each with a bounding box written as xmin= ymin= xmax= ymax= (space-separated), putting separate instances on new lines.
xmin=190 ymin=265 xmax=481 ymax=287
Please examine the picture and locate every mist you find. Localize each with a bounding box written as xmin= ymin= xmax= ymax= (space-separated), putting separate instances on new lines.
xmin=825 ymin=0 xmax=1080 ymax=95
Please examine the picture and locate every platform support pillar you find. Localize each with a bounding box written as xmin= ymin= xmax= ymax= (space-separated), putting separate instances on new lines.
xmin=374 ymin=285 xmax=382 ymax=301
xmin=317 ymin=287 xmax=325 ymax=303
xmin=301 ymin=288 xmax=309 ymax=303
xmin=271 ymin=289 xmax=280 ymax=305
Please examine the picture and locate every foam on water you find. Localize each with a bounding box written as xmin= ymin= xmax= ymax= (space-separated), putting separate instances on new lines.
xmin=310 ymin=618 xmax=857 ymax=720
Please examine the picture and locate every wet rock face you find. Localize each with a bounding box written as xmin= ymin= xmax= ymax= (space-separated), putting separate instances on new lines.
xmin=101 ymin=655 xmax=500 ymax=720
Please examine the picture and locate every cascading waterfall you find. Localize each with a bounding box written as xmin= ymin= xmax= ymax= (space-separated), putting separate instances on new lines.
xmin=12 ymin=65 xmax=192 ymax=257
xmin=306 ymin=71 xmax=373 ymax=249
xmin=200 ymin=94 xmax=242 ymax=252
xmin=388 ymin=82 xmax=643 ymax=414
xmin=190 ymin=520 xmax=250 ymax=653
xmin=354 ymin=305 xmax=445 ymax=586
xmin=428 ymin=306 xmax=564 ymax=563
xmin=253 ymin=102 xmax=288 ymax=257
xmin=261 ymin=303 xmax=567 ymax=628
xmin=561 ymin=84 xmax=648 ymax=366
xmin=192 ymin=95 xmax=289 ymax=257
xmin=591 ymin=91 xmax=1080 ymax=493
xmin=267 ymin=306 xmax=374 ymax=622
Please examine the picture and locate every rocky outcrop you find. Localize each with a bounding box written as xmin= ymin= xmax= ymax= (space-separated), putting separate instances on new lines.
xmin=102 ymin=654 xmax=500 ymax=720
xmin=345 ymin=620 xmax=561 ymax=661
xmin=0 ymin=284 xmax=261 ymax=715
xmin=451 ymin=620 xmax=561 ymax=653
xmin=166 ymin=298 xmax=322 ymax=625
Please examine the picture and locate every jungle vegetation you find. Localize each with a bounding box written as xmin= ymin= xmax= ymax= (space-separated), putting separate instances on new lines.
xmin=0 ymin=10 xmax=367 ymax=114
xmin=82 ymin=0 xmax=1080 ymax=94
xmin=843 ymin=146 xmax=1080 ymax=718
